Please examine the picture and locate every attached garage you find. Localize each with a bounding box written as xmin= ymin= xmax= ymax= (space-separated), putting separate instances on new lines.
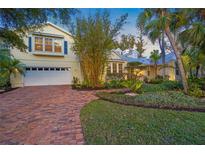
xmin=24 ymin=67 xmax=72 ymax=86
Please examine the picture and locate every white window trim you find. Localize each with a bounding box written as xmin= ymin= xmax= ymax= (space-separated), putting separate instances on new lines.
xmin=32 ymin=35 xmax=64 ymax=56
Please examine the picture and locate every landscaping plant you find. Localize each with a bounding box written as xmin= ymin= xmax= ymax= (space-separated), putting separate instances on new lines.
xmin=72 ymin=11 xmax=127 ymax=88
xmin=0 ymin=53 xmax=25 ymax=90
xmin=121 ymin=79 xmax=143 ymax=93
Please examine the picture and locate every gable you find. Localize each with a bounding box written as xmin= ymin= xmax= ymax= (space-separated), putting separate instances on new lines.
xmin=31 ymin=23 xmax=73 ymax=44
xmin=109 ymin=51 xmax=124 ymax=61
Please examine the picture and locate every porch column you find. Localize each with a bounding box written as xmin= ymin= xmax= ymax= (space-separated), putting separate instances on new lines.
xmin=110 ymin=62 xmax=113 ymax=73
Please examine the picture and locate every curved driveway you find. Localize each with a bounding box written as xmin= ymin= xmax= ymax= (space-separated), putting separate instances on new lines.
xmin=0 ymin=86 xmax=100 ymax=144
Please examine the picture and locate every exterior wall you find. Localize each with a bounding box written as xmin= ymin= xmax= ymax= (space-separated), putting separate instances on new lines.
xmin=146 ymin=61 xmax=176 ymax=80
xmin=10 ymin=24 xmax=83 ymax=87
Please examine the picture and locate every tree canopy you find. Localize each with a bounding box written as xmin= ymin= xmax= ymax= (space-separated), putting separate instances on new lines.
xmin=114 ymin=34 xmax=135 ymax=51
xmin=72 ymin=11 xmax=128 ymax=87
xmin=0 ymin=9 xmax=77 ymax=51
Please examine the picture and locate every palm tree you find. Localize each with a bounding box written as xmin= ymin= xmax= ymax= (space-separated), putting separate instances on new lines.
xmin=136 ymin=23 xmax=146 ymax=57
xmin=0 ymin=53 xmax=25 ymax=89
xmin=150 ymin=50 xmax=161 ymax=78
xmin=137 ymin=12 xmax=166 ymax=77
xmin=138 ymin=8 xmax=189 ymax=93
xmin=182 ymin=48 xmax=205 ymax=78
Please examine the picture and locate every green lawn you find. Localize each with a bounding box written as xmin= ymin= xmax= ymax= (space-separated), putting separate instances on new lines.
xmin=80 ymin=100 xmax=205 ymax=144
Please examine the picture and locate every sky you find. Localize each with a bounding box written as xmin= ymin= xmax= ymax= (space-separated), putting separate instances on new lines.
xmin=78 ymin=8 xmax=143 ymax=36
xmin=58 ymin=8 xmax=160 ymax=57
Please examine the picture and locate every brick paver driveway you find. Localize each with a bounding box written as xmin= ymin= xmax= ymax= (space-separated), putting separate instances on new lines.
xmin=0 ymin=85 xmax=102 ymax=145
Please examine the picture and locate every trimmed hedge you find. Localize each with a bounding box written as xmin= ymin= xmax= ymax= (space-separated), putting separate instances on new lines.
xmin=139 ymin=81 xmax=183 ymax=93
xmin=96 ymin=91 xmax=205 ymax=112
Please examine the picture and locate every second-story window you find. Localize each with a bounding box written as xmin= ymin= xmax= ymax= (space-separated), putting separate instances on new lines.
xmin=35 ymin=37 xmax=43 ymax=51
xmin=33 ymin=35 xmax=63 ymax=53
xmin=54 ymin=39 xmax=62 ymax=53
xmin=45 ymin=38 xmax=53 ymax=52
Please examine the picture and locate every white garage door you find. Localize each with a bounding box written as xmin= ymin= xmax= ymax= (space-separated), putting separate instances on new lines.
xmin=24 ymin=67 xmax=72 ymax=86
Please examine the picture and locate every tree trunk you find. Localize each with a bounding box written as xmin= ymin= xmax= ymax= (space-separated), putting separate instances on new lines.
xmin=189 ymin=67 xmax=193 ymax=78
xmin=195 ymin=65 xmax=200 ymax=78
xmin=165 ymin=26 xmax=189 ymax=94
xmin=159 ymin=33 xmax=166 ymax=78
xmin=154 ymin=63 xmax=157 ymax=79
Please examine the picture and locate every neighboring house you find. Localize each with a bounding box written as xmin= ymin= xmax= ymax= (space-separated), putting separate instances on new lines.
xmin=106 ymin=50 xmax=127 ymax=75
xmin=8 ymin=22 xmax=83 ymax=87
xmin=111 ymin=48 xmax=179 ymax=81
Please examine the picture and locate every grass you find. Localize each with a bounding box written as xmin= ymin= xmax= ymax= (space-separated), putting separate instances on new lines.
xmin=80 ymin=100 xmax=205 ymax=144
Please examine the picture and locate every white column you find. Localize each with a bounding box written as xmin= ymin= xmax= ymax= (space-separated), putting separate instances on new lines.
xmin=110 ymin=62 xmax=113 ymax=73
xmin=116 ymin=63 xmax=119 ymax=73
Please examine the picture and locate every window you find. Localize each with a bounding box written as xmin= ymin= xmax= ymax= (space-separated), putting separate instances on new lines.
xmin=118 ymin=63 xmax=123 ymax=73
xmin=45 ymin=38 xmax=53 ymax=52
xmin=32 ymin=67 xmax=37 ymax=71
xmin=54 ymin=39 xmax=62 ymax=53
xmin=56 ymin=68 xmax=60 ymax=71
xmin=35 ymin=37 xmax=43 ymax=51
xmin=26 ymin=67 xmax=31 ymax=71
xmin=113 ymin=63 xmax=117 ymax=74
xmin=33 ymin=35 xmax=64 ymax=54
xmin=38 ymin=68 xmax=43 ymax=71
xmin=44 ymin=68 xmax=49 ymax=71
xmin=107 ymin=63 xmax=111 ymax=74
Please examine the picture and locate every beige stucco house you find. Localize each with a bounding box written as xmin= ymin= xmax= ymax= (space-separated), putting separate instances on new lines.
xmin=9 ymin=22 xmax=83 ymax=87
xmin=6 ymin=22 xmax=127 ymax=87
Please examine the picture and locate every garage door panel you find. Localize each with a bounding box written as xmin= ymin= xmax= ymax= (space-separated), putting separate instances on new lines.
xmin=24 ymin=68 xmax=72 ymax=86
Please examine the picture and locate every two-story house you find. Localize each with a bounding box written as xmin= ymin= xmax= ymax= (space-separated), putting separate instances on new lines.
xmin=9 ymin=22 xmax=83 ymax=87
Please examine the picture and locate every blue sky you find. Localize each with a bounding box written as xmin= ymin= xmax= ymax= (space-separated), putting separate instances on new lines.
xmin=77 ymin=8 xmax=144 ymax=36
xmin=55 ymin=8 xmax=159 ymax=57
xmin=74 ymin=8 xmax=160 ymax=57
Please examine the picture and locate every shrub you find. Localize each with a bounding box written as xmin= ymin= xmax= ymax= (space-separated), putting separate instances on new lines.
xmin=121 ymin=80 xmax=143 ymax=93
xmin=0 ymin=76 xmax=9 ymax=90
xmin=188 ymin=77 xmax=205 ymax=91
xmin=188 ymin=83 xmax=204 ymax=97
xmin=139 ymin=81 xmax=183 ymax=93
xmin=71 ymin=77 xmax=81 ymax=89
xmin=106 ymin=73 xmax=125 ymax=81
xmin=104 ymin=79 xmax=124 ymax=89
xmin=149 ymin=78 xmax=163 ymax=84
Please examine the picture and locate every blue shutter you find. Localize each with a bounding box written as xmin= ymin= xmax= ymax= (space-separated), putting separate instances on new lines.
xmin=28 ymin=37 xmax=32 ymax=52
xmin=64 ymin=41 xmax=68 ymax=55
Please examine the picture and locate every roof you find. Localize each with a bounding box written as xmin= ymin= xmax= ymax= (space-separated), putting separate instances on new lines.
xmin=112 ymin=48 xmax=176 ymax=65
xmin=110 ymin=49 xmax=127 ymax=62
xmin=155 ymin=52 xmax=176 ymax=65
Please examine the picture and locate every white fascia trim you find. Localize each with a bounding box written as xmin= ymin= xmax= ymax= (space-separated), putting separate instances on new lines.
xmin=46 ymin=22 xmax=73 ymax=37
